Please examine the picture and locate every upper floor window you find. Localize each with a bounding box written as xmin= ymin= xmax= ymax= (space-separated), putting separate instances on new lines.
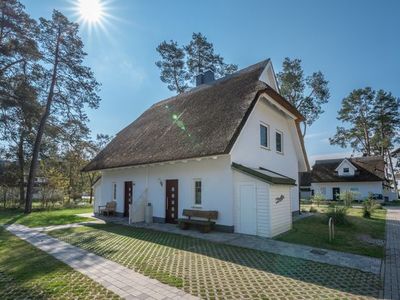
xmin=343 ymin=168 xmax=349 ymax=173
xmin=260 ymin=123 xmax=269 ymax=148
xmin=112 ymin=182 xmax=117 ymax=200
xmin=194 ymin=180 xmax=202 ymax=205
xmin=276 ymin=131 xmax=283 ymax=153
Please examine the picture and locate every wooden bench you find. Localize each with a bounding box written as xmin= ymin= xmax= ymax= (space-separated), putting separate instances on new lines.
xmin=178 ymin=209 xmax=218 ymax=233
xmin=98 ymin=201 xmax=117 ymax=216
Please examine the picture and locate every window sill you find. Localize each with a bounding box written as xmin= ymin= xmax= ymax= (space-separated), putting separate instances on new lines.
xmin=192 ymin=205 xmax=202 ymax=209
xmin=260 ymin=146 xmax=270 ymax=151
xmin=276 ymin=151 xmax=284 ymax=155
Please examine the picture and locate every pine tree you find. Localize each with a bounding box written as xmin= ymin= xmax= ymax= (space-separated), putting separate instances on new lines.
xmin=25 ymin=10 xmax=101 ymax=213
xmin=155 ymin=32 xmax=237 ymax=93
xmin=155 ymin=40 xmax=189 ymax=93
xmin=277 ymin=58 xmax=330 ymax=136
xmin=0 ymin=0 xmax=41 ymax=206
xmin=329 ymin=87 xmax=376 ymax=155
xmin=184 ymin=32 xmax=237 ymax=77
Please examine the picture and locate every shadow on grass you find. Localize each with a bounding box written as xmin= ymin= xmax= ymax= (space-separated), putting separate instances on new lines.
xmin=52 ymin=223 xmax=381 ymax=298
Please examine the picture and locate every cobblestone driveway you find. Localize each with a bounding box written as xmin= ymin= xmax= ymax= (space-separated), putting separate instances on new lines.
xmin=49 ymin=224 xmax=381 ymax=299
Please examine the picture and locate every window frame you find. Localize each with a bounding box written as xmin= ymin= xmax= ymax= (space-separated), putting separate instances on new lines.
xmin=275 ymin=130 xmax=284 ymax=154
xmin=343 ymin=167 xmax=349 ymax=173
xmin=193 ymin=179 xmax=202 ymax=206
xmin=259 ymin=122 xmax=270 ymax=149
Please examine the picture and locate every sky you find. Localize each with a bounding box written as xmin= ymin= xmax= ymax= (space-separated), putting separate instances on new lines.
xmin=22 ymin=0 xmax=400 ymax=165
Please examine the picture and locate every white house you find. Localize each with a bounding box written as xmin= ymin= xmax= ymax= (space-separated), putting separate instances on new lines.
xmin=84 ymin=60 xmax=309 ymax=238
xmin=310 ymin=156 xmax=397 ymax=201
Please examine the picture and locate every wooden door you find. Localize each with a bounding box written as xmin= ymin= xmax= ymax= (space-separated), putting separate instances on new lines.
xmin=165 ymin=179 xmax=178 ymax=223
xmin=332 ymin=187 xmax=340 ymax=201
xmin=124 ymin=181 xmax=133 ymax=217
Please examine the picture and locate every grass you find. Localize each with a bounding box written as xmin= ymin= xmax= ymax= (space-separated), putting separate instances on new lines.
xmin=0 ymin=207 xmax=94 ymax=227
xmin=0 ymin=227 xmax=119 ymax=300
xmin=48 ymin=223 xmax=381 ymax=299
xmin=277 ymin=205 xmax=386 ymax=258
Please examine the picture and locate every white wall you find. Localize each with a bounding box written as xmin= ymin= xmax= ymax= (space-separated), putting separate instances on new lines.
xmin=93 ymin=179 xmax=103 ymax=212
xmin=311 ymin=181 xmax=383 ymax=200
xmin=230 ymin=97 xmax=301 ymax=212
xmin=336 ymin=160 xmax=357 ymax=176
xmin=233 ymin=170 xmax=271 ymax=237
xmin=233 ymin=170 xmax=292 ymax=237
xmin=269 ymin=184 xmax=292 ymax=237
xmin=98 ymin=155 xmax=234 ymax=226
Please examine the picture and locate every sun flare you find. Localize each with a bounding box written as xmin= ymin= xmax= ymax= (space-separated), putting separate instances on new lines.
xmin=77 ymin=0 xmax=104 ymax=24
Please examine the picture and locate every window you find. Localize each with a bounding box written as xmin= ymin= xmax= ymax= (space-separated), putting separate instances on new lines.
xmin=343 ymin=168 xmax=349 ymax=173
xmin=260 ymin=123 xmax=269 ymax=148
xmin=112 ymin=183 xmax=117 ymax=200
xmin=276 ymin=131 xmax=283 ymax=153
xmin=194 ymin=180 xmax=202 ymax=205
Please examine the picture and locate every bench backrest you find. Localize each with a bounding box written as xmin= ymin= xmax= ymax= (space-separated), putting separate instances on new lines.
xmin=183 ymin=209 xmax=218 ymax=220
xmin=106 ymin=201 xmax=117 ymax=210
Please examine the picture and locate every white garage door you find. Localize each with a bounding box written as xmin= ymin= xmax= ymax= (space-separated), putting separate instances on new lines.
xmin=239 ymin=183 xmax=257 ymax=235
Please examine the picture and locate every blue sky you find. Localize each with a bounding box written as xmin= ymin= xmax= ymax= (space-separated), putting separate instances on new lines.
xmin=22 ymin=0 xmax=400 ymax=165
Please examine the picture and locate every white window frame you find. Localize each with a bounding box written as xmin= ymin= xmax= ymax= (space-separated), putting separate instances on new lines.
xmin=275 ymin=130 xmax=284 ymax=154
xmin=260 ymin=122 xmax=270 ymax=150
xmin=193 ymin=179 xmax=202 ymax=207
xmin=112 ymin=182 xmax=117 ymax=200
xmin=343 ymin=167 xmax=349 ymax=173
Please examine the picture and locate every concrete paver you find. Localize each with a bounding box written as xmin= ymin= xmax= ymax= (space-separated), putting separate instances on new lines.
xmin=383 ymin=207 xmax=400 ymax=300
xmin=5 ymin=224 xmax=198 ymax=300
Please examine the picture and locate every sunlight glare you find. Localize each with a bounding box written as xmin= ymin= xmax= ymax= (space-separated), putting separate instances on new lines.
xmin=78 ymin=0 xmax=104 ymax=23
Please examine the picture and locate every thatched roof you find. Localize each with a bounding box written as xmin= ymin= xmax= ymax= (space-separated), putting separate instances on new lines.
xmin=83 ymin=60 xmax=304 ymax=172
xmin=311 ymin=156 xmax=386 ymax=183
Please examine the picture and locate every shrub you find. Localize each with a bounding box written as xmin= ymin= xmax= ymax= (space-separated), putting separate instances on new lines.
xmin=312 ymin=193 xmax=325 ymax=207
xmin=363 ymin=198 xmax=379 ymax=218
xmin=338 ymin=191 xmax=355 ymax=207
xmin=326 ymin=205 xmax=348 ymax=225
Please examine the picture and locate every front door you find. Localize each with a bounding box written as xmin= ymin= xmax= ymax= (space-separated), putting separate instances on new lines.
xmin=124 ymin=181 xmax=133 ymax=217
xmin=332 ymin=187 xmax=340 ymax=201
xmin=165 ymin=179 xmax=178 ymax=223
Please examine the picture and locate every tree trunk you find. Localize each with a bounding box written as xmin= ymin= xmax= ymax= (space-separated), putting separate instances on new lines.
xmin=387 ymin=149 xmax=398 ymax=196
xmin=302 ymin=122 xmax=307 ymax=138
xmin=25 ymin=29 xmax=61 ymax=214
xmin=17 ymin=135 xmax=25 ymax=208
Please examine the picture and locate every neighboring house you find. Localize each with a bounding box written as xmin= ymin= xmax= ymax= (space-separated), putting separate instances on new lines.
xmin=310 ymin=156 xmax=397 ymax=201
xmin=84 ymin=60 xmax=309 ymax=238
xmin=299 ymin=171 xmax=312 ymax=200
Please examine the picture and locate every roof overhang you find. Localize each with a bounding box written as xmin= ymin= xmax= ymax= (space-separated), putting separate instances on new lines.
xmin=232 ymin=162 xmax=297 ymax=185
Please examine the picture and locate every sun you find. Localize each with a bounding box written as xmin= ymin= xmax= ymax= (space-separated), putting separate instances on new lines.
xmin=77 ymin=0 xmax=104 ymax=24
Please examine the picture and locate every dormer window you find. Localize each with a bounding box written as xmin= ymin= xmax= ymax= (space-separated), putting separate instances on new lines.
xmin=343 ymin=168 xmax=349 ymax=173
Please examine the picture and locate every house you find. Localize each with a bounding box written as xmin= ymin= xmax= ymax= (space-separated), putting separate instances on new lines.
xmin=309 ymin=156 xmax=397 ymax=201
xmin=299 ymin=171 xmax=312 ymax=200
xmin=84 ymin=59 xmax=309 ymax=237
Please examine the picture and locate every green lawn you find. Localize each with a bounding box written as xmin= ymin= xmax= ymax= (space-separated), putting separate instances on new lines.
xmin=276 ymin=206 xmax=386 ymax=258
xmin=48 ymin=223 xmax=381 ymax=299
xmin=0 ymin=207 xmax=94 ymax=227
xmin=0 ymin=227 xmax=119 ymax=300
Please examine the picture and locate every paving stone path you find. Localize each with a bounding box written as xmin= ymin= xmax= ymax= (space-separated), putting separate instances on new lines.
xmin=5 ymin=224 xmax=198 ymax=300
xmin=81 ymin=213 xmax=381 ymax=274
xmin=383 ymin=207 xmax=400 ymax=300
